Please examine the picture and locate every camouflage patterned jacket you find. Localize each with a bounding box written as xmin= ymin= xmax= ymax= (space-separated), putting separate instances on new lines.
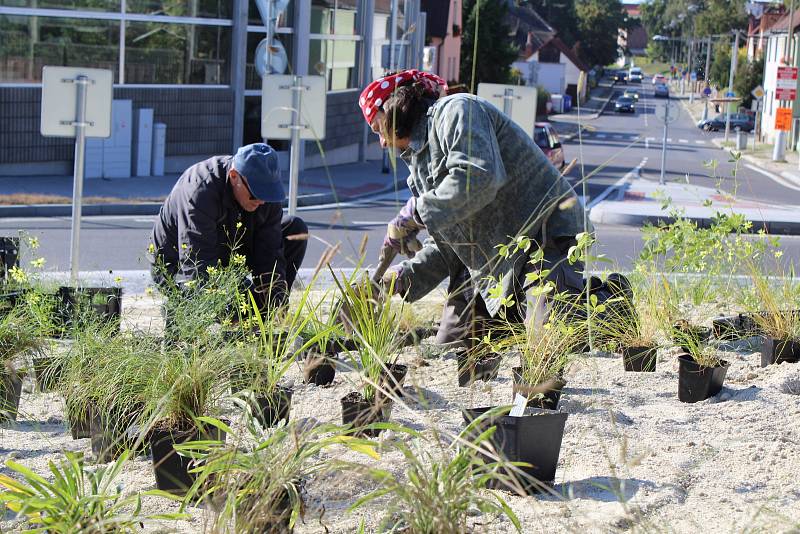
xmin=397 ymin=93 xmax=586 ymax=317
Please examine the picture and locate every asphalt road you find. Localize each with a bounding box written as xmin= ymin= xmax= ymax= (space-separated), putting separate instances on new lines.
xmin=563 ymin=82 xmax=800 ymax=206
xmin=2 ymin=85 xmax=800 ymax=277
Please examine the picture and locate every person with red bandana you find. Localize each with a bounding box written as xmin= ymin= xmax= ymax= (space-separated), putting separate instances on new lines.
xmin=359 ymin=69 xmax=632 ymax=347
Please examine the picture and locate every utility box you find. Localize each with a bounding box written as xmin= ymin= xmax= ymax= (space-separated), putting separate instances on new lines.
xmin=132 ymin=108 xmax=154 ymax=177
xmin=102 ymin=100 xmax=132 ymax=179
xmin=151 ymin=123 xmax=167 ymax=177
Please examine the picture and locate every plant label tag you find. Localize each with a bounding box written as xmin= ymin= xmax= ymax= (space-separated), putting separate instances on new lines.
xmin=509 ymin=393 xmax=528 ymax=417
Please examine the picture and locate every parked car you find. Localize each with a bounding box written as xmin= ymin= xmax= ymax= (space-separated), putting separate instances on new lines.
xmin=614 ymin=96 xmax=636 ymax=113
xmin=628 ymin=67 xmax=643 ymax=83
xmin=652 ymin=74 xmax=666 ymax=85
xmin=654 ymin=83 xmax=670 ymax=98
xmin=534 ymin=122 xmax=565 ymax=169
xmin=697 ymin=113 xmax=754 ymax=132
xmin=623 ymin=88 xmax=639 ymax=100
xmin=613 ymin=70 xmax=628 ymax=84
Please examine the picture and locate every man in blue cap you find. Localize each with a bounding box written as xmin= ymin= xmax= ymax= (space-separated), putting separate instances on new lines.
xmin=150 ymin=143 xmax=307 ymax=308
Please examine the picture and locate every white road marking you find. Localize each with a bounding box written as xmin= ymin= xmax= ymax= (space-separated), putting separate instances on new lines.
xmin=679 ymin=139 xmax=689 ymax=144
xmin=743 ymin=163 xmax=800 ymax=192
xmin=596 ymin=133 xmax=607 ymax=139
xmin=667 ymin=138 xmax=673 ymax=142
xmin=350 ymin=221 xmax=390 ymax=226
xmin=613 ymin=134 xmax=624 ymax=139
xmin=587 ymin=157 xmax=648 ymax=209
xmin=695 ymin=140 xmax=706 ymax=145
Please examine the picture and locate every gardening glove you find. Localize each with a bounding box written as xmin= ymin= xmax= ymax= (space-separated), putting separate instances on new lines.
xmin=381 ymin=264 xmax=409 ymax=297
xmin=384 ymin=197 xmax=425 ymax=258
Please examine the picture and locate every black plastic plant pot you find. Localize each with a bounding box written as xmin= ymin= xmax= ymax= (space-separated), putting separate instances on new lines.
xmin=0 ymin=289 xmax=27 ymax=316
xmin=381 ymin=363 xmax=408 ymax=398
xmin=621 ymin=345 xmax=658 ymax=372
xmin=463 ymin=406 xmax=569 ymax=493
xmin=150 ymin=423 xmax=228 ymax=496
xmin=90 ymin=407 xmax=147 ymax=463
xmin=712 ymin=315 xmax=742 ymax=340
xmin=511 ymin=367 xmax=566 ymax=410
xmin=33 ymin=356 xmax=65 ymax=392
xmin=67 ymin=402 xmax=92 ymax=440
xmin=761 ymin=337 xmax=800 ymax=367
xmin=0 ymin=236 xmax=20 ymax=280
xmin=303 ymin=351 xmax=336 ymax=386
xmin=677 ymin=355 xmax=730 ymax=403
xmin=457 ymin=351 xmax=502 ymax=387
xmin=253 ymin=386 xmax=293 ymax=428
xmin=0 ymin=370 xmax=23 ymax=423
xmin=672 ymin=323 xmax=712 ymax=345
xmin=341 ymin=392 xmax=388 ymax=437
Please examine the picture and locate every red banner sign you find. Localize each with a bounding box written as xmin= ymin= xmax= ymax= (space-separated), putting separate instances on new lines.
xmin=776 ymin=66 xmax=798 ymax=101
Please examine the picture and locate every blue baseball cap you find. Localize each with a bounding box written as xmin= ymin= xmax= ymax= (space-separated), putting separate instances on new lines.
xmin=232 ymin=143 xmax=285 ymax=202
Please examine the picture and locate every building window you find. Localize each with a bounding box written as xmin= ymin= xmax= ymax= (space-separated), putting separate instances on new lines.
xmin=310 ymin=37 xmax=358 ymax=90
xmin=248 ymin=0 xmax=293 ymax=27
xmin=125 ymin=21 xmax=230 ymax=84
xmin=0 ymin=14 xmax=120 ymax=82
xmin=311 ymin=1 xmax=356 ymax=35
xmin=246 ymin=30 xmax=292 ymax=90
xmin=0 ymin=1 xmax=120 ymax=10
xmin=125 ymin=0 xmax=231 ymax=19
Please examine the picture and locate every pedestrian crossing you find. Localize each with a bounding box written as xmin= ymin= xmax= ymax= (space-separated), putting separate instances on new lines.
xmin=577 ymin=132 xmax=708 ymax=146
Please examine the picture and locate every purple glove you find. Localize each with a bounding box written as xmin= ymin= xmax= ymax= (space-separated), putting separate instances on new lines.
xmin=382 ymin=264 xmax=409 ymax=296
xmin=384 ymin=197 xmax=425 ymax=258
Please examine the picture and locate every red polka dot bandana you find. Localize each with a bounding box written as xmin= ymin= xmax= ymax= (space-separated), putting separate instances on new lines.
xmin=358 ymin=69 xmax=448 ymax=125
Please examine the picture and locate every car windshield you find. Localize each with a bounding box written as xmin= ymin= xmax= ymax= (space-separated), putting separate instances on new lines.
xmin=617 ymin=97 xmax=632 ymax=103
xmin=534 ymin=127 xmax=549 ymax=148
xmin=625 ymin=91 xmax=637 ymax=96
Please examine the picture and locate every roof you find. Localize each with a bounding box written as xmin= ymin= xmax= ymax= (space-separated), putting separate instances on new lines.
xmin=420 ymin=0 xmax=450 ymax=39
xmin=547 ymin=37 xmax=590 ymax=72
xmin=622 ymin=3 xmax=641 ymax=18
xmin=505 ymin=2 xmax=556 ymax=56
xmin=769 ymin=11 xmax=800 ymax=33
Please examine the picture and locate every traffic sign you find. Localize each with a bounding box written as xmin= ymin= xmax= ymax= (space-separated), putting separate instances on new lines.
xmin=751 ymin=85 xmax=765 ymax=99
xmin=656 ymin=100 xmax=680 ymax=124
xmin=775 ymin=107 xmax=792 ymax=131
xmin=776 ymin=66 xmax=797 ymax=100
xmin=725 ymin=91 xmax=735 ymax=97
xmin=690 ymin=71 xmax=697 ymax=82
xmin=703 ymin=87 xmax=712 ymax=97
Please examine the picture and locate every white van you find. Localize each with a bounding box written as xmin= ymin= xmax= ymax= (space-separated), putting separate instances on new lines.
xmin=628 ymin=67 xmax=643 ymax=83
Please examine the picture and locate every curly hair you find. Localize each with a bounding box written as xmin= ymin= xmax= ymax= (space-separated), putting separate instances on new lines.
xmin=379 ymin=81 xmax=437 ymax=140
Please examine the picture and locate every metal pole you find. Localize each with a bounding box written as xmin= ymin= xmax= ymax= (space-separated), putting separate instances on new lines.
xmin=724 ymin=31 xmax=740 ymax=143
xmin=287 ymin=75 xmax=303 ymax=216
xmin=358 ymin=0 xmax=375 ymax=162
xmin=69 ymin=75 xmax=89 ymax=283
xmin=503 ymin=88 xmax=513 ymax=116
xmin=389 ymin=0 xmax=398 ymax=72
xmin=688 ymin=37 xmax=694 ymax=103
xmin=660 ymin=102 xmax=669 ymax=185
xmin=702 ymin=36 xmax=711 ymax=120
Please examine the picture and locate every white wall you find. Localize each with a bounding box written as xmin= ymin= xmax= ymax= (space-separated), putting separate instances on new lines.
xmin=761 ymin=33 xmax=789 ymax=144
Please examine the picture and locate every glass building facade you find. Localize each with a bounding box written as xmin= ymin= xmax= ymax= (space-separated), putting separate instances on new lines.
xmin=0 ymin=0 xmax=423 ymax=174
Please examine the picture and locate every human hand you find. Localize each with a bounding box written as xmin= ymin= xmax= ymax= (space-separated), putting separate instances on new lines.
xmin=383 ymin=197 xmax=425 ymax=258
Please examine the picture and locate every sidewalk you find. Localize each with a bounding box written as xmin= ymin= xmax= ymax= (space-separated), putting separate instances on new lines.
xmin=549 ymin=78 xmax=616 ymax=122
xmin=589 ymin=170 xmax=800 ymax=235
xmin=0 ymin=159 xmax=407 ymax=217
xmin=679 ymin=97 xmax=800 ymax=190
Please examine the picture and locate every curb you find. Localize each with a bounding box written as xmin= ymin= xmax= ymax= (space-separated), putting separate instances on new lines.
xmin=589 ymin=207 xmax=800 ymax=235
xmin=0 ymin=177 xmax=409 ymax=218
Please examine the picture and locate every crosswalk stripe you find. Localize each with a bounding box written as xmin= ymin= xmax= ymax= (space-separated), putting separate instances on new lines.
xmin=695 ymin=140 xmax=706 ymax=144
xmin=679 ymin=139 xmax=689 ymax=143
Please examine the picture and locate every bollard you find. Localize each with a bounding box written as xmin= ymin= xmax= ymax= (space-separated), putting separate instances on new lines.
xmin=735 ymin=130 xmax=748 ymax=151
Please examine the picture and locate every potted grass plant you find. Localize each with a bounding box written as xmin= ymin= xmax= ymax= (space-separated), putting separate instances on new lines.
xmin=145 ymin=346 xmax=231 ymax=495
xmin=599 ymin=275 xmax=672 ymax=372
xmin=230 ymin=287 xmax=321 ymax=428
xmin=176 ymin=417 xmax=378 ymax=533
xmin=333 ymin=273 xmax=405 ymax=436
xmin=1 ymin=306 xmax=42 ymax=423
xmin=345 ymin=423 xmax=522 ymax=532
xmin=54 ymin=286 xmax=122 ymax=338
xmin=299 ymin=291 xmax=345 ymax=387
xmin=747 ymin=270 xmax=800 ymax=367
xmin=674 ymin=328 xmax=729 ymax=403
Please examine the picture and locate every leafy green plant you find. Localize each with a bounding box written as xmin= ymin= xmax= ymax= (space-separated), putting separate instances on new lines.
xmin=346 ymin=423 xmax=522 ymax=534
xmin=176 ymin=416 xmax=378 ymax=533
xmin=0 ymin=451 xmax=185 ymax=533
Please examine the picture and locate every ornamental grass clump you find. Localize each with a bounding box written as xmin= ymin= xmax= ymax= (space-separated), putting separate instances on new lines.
xmin=345 ymin=424 xmax=522 ymax=534
xmin=332 ymin=271 xmax=403 ymax=404
xmin=177 ymin=417 xmax=378 ymax=533
xmin=673 ymin=325 xmax=721 ymax=369
xmin=746 ymin=267 xmax=800 ymax=341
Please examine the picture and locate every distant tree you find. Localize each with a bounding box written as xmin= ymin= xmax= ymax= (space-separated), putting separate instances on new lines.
xmin=695 ymin=0 xmax=748 ymax=37
xmin=734 ymin=55 xmax=764 ymax=108
xmin=709 ymin=41 xmax=731 ymax=89
xmin=575 ymin=0 xmax=625 ymax=67
xmin=460 ymin=0 xmax=518 ymax=90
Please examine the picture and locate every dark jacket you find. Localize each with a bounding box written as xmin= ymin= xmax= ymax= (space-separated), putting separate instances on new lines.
xmin=149 ymin=155 xmax=287 ymax=302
